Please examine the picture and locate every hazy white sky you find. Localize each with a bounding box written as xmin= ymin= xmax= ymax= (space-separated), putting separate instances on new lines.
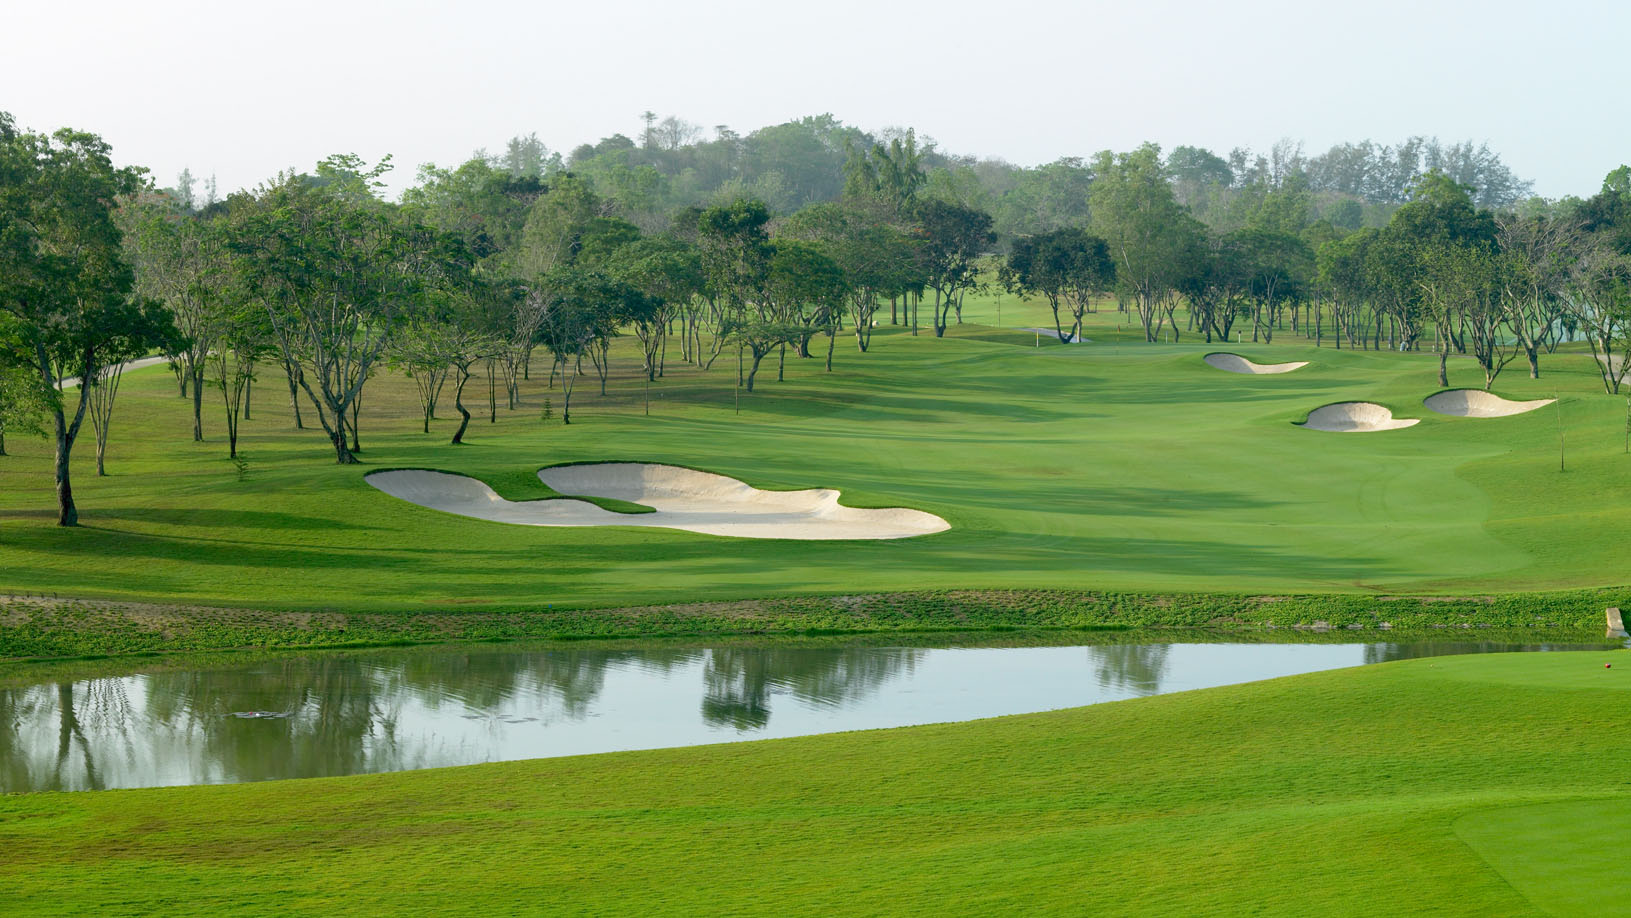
xmin=5 ymin=0 xmax=1627 ymax=200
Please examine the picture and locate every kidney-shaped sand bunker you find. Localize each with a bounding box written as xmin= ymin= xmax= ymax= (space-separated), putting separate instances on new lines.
xmin=1299 ymin=402 xmax=1419 ymax=432
xmin=1422 ymin=389 xmax=1555 ymax=418
xmin=1204 ymin=353 xmax=1308 ymax=375
xmin=366 ymin=463 xmax=949 ymax=540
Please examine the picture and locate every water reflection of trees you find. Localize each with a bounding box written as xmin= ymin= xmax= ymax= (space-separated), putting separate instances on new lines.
xmin=0 ymin=679 xmax=139 ymax=792
xmin=700 ymin=648 xmax=924 ymax=730
xmin=1085 ymin=644 xmax=1171 ymax=696
xmin=1360 ymin=641 xmax=1609 ymax=664
xmin=1 ymin=644 xmax=929 ymax=791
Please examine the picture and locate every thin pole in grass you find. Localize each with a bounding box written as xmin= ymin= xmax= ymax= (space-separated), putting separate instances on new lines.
xmin=735 ymin=344 xmax=742 ymax=415
xmin=1557 ymin=396 xmax=1565 ymax=472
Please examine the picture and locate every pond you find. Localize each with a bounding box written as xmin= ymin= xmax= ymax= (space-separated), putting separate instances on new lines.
xmin=0 ymin=638 xmax=1615 ymax=793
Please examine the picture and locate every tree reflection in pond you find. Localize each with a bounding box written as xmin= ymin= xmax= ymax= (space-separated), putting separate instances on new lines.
xmin=1085 ymin=643 xmax=1171 ymax=696
xmin=700 ymin=648 xmax=925 ymax=730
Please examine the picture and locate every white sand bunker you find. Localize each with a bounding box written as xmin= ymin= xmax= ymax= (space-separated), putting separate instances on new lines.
xmin=366 ymin=464 xmax=949 ymax=540
xmin=1300 ymin=402 xmax=1419 ymax=432
xmin=1423 ymin=389 xmax=1555 ymax=418
xmin=1204 ymin=353 xmax=1308 ymax=375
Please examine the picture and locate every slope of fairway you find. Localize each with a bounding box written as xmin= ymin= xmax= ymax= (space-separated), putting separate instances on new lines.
xmin=0 ymin=318 xmax=1625 ymax=610
xmin=1 ymin=650 xmax=1627 ymax=916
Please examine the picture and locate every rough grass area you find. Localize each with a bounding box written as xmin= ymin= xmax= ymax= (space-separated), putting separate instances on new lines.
xmin=0 ymin=588 xmax=1619 ymax=660
xmin=3 ymin=307 xmax=1631 ymax=616
xmin=2 ymin=650 xmax=1627 ymax=916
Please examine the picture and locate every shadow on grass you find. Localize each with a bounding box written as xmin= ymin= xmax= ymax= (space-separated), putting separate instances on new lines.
xmin=11 ymin=522 xmax=1383 ymax=595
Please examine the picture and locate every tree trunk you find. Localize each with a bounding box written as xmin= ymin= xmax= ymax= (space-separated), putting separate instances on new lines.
xmin=284 ymin=361 xmax=303 ymax=429
xmin=451 ymin=368 xmax=472 ymax=445
xmin=55 ymin=423 xmax=77 ymax=526
xmin=1438 ymin=349 xmax=1449 ymax=388
xmin=191 ymin=366 xmax=205 ymax=442
xmin=330 ymin=428 xmax=357 ymax=464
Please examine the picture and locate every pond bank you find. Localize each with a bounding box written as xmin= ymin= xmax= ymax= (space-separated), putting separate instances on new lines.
xmin=2 ymin=587 xmax=1622 ymax=663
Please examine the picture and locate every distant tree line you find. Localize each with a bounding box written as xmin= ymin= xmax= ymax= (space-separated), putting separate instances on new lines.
xmin=412 ymin=113 xmax=1540 ymax=242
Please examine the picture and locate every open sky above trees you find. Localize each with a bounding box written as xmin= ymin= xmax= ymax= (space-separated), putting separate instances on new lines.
xmin=4 ymin=0 xmax=1626 ymax=202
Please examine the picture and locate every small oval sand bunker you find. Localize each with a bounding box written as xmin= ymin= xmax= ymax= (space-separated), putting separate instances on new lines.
xmin=1204 ymin=353 xmax=1308 ymax=375
xmin=1423 ymin=389 xmax=1555 ymax=418
xmin=366 ymin=464 xmax=949 ymax=540
xmin=1300 ymin=402 xmax=1419 ymax=432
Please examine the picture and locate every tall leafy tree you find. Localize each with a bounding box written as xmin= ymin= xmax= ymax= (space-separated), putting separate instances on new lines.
xmin=1000 ymin=228 xmax=1116 ymax=343
xmin=1091 ymin=144 xmax=1205 ymax=341
xmin=780 ymin=201 xmax=920 ymax=353
xmin=916 ymin=199 xmax=995 ymax=337
xmin=1495 ymin=213 xmax=1579 ymax=378
xmin=123 ymin=194 xmax=229 ymax=441
xmin=227 ymin=155 xmax=424 ymax=463
xmin=0 ymin=114 xmax=174 ymax=524
xmin=1379 ymin=172 xmax=1497 ymax=383
xmin=607 ymin=235 xmax=705 ymax=380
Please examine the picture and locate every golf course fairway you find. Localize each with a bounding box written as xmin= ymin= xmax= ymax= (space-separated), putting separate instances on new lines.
xmin=1 ymin=317 xmax=1627 ymax=621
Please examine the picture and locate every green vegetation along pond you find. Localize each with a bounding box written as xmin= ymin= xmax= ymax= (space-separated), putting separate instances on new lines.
xmin=3 ymin=638 xmax=1618 ymax=793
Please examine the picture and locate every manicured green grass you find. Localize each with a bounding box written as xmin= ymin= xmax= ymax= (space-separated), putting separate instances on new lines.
xmin=2 ymin=311 xmax=1629 ymax=617
xmin=2 ymin=649 xmax=1626 ymax=916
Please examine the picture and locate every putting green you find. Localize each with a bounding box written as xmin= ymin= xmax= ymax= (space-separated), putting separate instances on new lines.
xmin=1455 ymin=799 xmax=1631 ymax=917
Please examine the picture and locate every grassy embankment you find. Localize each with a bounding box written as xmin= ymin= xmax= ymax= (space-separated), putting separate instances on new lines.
xmin=2 ymin=650 xmax=1627 ymax=915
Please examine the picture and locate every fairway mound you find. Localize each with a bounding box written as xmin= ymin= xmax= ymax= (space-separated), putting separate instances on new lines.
xmin=1299 ymin=402 xmax=1419 ymax=432
xmin=1204 ymin=353 xmax=1308 ymax=375
xmin=1423 ymin=389 xmax=1555 ymax=418
xmin=366 ymin=464 xmax=949 ymax=540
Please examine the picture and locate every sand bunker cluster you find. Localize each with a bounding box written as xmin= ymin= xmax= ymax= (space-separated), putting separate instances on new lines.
xmin=367 ymin=463 xmax=949 ymax=540
xmin=1202 ymin=355 xmax=1553 ymax=433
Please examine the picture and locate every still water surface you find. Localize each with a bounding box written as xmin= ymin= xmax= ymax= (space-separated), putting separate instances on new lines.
xmin=0 ymin=640 xmax=1611 ymax=792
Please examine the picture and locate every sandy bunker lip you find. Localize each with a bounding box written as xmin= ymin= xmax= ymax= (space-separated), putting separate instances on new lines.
xmin=366 ymin=463 xmax=949 ymax=540
xmin=1299 ymin=402 xmax=1419 ymax=432
xmin=1422 ymin=389 xmax=1555 ymax=418
xmin=1203 ymin=353 xmax=1308 ymax=375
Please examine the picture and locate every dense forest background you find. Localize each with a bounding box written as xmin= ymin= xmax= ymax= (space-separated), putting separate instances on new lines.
xmin=170 ymin=112 xmax=1541 ymax=242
